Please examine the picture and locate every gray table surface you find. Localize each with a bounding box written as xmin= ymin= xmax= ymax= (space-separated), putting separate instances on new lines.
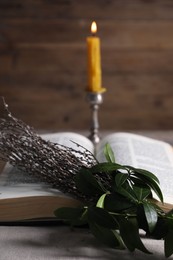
xmin=1 ymin=131 xmax=173 ymax=260
xmin=0 ymin=225 xmax=170 ymax=260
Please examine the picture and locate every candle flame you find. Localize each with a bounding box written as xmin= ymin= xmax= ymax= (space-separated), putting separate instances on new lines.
xmin=91 ymin=21 xmax=97 ymax=34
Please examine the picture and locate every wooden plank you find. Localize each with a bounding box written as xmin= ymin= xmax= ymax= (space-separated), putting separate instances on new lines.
xmin=1 ymin=19 xmax=173 ymax=49
xmin=1 ymin=73 xmax=173 ymax=131
xmin=100 ymin=21 xmax=173 ymax=49
xmin=0 ymin=19 xmax=155 ymax=49
xmin=1 ymin=0 xmax=173 ymax=20
xmin=0 ymin=55 xmax=14 ymax=72
xmin=2 ymin=46 xmax=173 ymax=73
xmin=102 ymin=50 xmax=173 ymax=73
xmin=1 ymin=93 xmax=173 ymax=131
xmin=1 ymin=70 xmax=173 ymax=95
xmin=0 ymin=85 xmax=89 ymax=131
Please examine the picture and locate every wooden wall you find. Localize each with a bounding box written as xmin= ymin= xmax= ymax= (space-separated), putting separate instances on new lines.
xmin=1 ymin=0 xmax=173 ymax=132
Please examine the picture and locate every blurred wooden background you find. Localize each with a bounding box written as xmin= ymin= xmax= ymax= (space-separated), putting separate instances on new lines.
xmin=1 ymin=0 xmax=173 ymax=132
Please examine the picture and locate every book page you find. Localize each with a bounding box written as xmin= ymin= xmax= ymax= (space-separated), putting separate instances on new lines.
xmin=0 ymin=132 xmax=93 ymax=200
xmin=42 ymin=132 xmax=94 ymax=153
xmin=0 ymin=163 xmax=64 ymax=199
xmin=96 ymin=132 xmax=173 ymax=204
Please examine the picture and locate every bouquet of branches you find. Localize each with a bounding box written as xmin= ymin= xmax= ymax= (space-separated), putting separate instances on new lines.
xmin=0 ymin=98 xmax=173 ymax=257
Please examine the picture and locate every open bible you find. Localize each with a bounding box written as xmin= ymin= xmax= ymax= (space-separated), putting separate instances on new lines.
xmin=0 ymin=131 xmax=173 ymax=221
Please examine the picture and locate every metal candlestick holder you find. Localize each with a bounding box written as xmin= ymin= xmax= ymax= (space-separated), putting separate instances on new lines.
xmin=87 ymin=92 xmax=103 ymax=145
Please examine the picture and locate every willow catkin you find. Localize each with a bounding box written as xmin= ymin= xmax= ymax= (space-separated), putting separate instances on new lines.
xmin=0 ymin=98 xmax=97 ymax=201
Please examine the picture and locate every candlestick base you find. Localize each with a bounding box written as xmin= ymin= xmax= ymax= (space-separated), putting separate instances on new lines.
xmin=86 ymin=92 xmax=103 ymax=145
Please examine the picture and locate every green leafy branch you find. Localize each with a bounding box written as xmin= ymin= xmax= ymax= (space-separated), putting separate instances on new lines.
xmin=54 ymin=143 xmax=173 ymax=257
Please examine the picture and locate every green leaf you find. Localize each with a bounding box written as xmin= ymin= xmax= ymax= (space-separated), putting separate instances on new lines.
xmin=91 ymin=162 xmax=124 ymax=173
xmin=88 ymin=206 xmax=117 ymax=229
xmin=54 ymin=207 xmax=87 ymax=226
xmin=96 ymin=193 xmax=107 ymax=208
xmin=133 ymin=186 xmax=151 ymax=201
xmin=130 ymin=176 xmax=148 ymax=186
xmin=165 ymin=229 xmax=173 ymax=257
xmin=143 ymin=202 xmax=158 ymax=233
xmin=116 ymin=185 xmax=138 ymax=203
xmin=133 ymin=168 xmax=160 ymax=184
xmin=75 ymin=167 xmax=105 ymax=196
xmin=145 ymin=178 xmax=163 ymax=203
xmin=89 ymin=222 xmax=124 ymax=249
xmin=119 ymin=217 xmax=151 ymax=254
xmin=132 ymin=172 xmax=163 ymax=203
xmin=104 ymin=193 xmax=134 ymax=212
xmin=115 ymin=172 xmax=128 ymax=188
xmin=103 ymin=143 xmax=115 ymax=163
xmin=152 ymin=218 xmax=168 ymax=239
xmin=165 ymin=215 xmax=173 ymax=230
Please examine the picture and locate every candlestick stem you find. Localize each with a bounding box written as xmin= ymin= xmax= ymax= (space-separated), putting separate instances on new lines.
xmin=87 ymin=92 xmax=103 ymax=145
